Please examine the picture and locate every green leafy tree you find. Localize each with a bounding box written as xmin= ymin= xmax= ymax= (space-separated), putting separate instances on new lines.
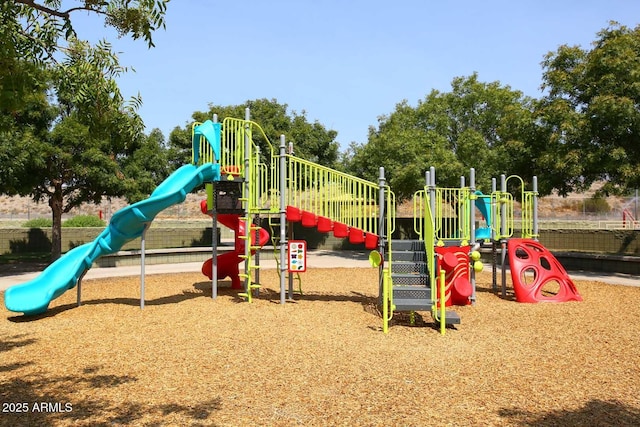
xmin=0 ymin=0 xmax=168 ymax=116
xmin=0 ymin=1 xmax=169 ymax=260
xmin=1 ymin=40 xmax=159 ymax=260
xmin=168 ymin=99 xmax=340 ymax=169
xmin=344 ymin=74 xmax=535 ymax=201
xmin=537 ymin=22 xmax=640 ymax=195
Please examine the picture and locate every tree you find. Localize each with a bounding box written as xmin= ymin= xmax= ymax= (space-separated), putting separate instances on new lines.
xmin=344 ymin=74 xmax=535 ymax=201
xmin=537 ymin=22 xmax=640 ymax=196
xmin=168 ymin=98 xmax=340 ymax=169
xmin=0 ymin=1 xmax=168 ymax=116
xmin=1 ymin=40 xmax=162 ymax=260
xmin=0 ymin=1 xmax=169 ymax=260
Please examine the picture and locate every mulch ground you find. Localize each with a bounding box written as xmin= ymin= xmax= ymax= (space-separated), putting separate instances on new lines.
xmin=1 ymin=268 xmax=639 ymax=426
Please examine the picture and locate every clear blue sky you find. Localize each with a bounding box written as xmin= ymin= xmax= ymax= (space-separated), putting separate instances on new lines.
xmin=72 ymin=0 xmax=640 ymax=150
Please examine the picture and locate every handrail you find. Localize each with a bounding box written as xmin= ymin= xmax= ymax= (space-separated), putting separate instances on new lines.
xmin=492 ymin=191 xmax=514 ymax=239
xmin=285 ymin=155 xmax=384 ymax=234
xmin=522 ymin=190 xmax=538 ymax=238
xmin=413 ymin=190 xmax=425 ymax=240
xmin=382 ymin=267 xmax=391 ymax=333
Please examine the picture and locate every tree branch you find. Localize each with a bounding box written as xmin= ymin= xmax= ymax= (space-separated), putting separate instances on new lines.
xmin=15 ymin=0 xmax=108 ymax=20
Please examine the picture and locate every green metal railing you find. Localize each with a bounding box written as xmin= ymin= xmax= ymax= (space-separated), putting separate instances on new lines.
xmin=286 ymin=156 xmax=385 ymax=235
xmin=434 ymin=187 xmax=471 ymax=243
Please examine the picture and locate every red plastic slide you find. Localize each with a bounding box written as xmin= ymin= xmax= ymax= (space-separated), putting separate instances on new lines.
xmin=200 ymin=200 xmax=270 ymax=289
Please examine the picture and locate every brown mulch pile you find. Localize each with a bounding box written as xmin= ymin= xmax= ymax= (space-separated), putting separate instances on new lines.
xmin=1 ymin=269 xmax=639 ymax=426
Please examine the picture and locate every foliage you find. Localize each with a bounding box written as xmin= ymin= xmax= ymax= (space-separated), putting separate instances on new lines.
xmin=62 ymin=215 xmax=106 ymax=227
xmin=0 ymin=1 xmax=169 ymax=259
xmin=6 ymin=0 xmax=167 ymax=60
xmin=1 ymin=40 xmax=162 ymax=259
xmin=583 ymin=196 xmax=611 ymax=214
xmin=168 ymin=99 xmax=340 ymax=170
xmin=537 ymin=22 xmax=640 ymax=196
xmin=22 ymin=218 xmax=53 ymax=228
xmin=343 ymin=74 xmax=536 ymax=201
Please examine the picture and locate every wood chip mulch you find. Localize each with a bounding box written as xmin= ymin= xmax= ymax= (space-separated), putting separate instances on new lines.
xmin=1 ymin=269 xmax=639 ymax=426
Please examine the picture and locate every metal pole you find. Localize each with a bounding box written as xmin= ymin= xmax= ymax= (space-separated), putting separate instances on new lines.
xmin=500 ymin=174 xmax=507 ymax=298
xmin=491 ymin=177 xmax=497 ymax=292
xmin=77 ymin=270 xmax=87 ymax=307
xmin=243 ymin=107 xmax=251 ymax=294
xmin=378 ymin=167 xmax=386 ymax=304
xmin=212 ymin=114 xmax=218 ymax=299
xmin=254 ymin=145 xmax=261 ymax=289
xmin=429 ymin=166 xmax=436 ymax=230
xmin=469 ymin=168 xmax=476 ymax=304
xmin=212 ymin=207 xmax=218 ymax=299
xmin=279 ymin=135 xmax=287 ymax=304
xmin=532 ymin=176 xmax=539 ymax=240
xmin=287 ymin=140 xmax=295 ymax=300
xmin=140 ymin=224 xmax=148 ymax=309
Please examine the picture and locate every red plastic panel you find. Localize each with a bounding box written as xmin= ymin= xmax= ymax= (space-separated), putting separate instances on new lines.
xmin=286 ymin=205 xmax=302 ymax=222
xmin=317 ymin=216 xmax=333 ymax=233
xmin=301 ymin=210 xmax=318 ymax=228
xmin=435 ymin=246 xmax=472 ymax=306
xmin=348 ymin=227 xmax=365 ymax=244
xmin=333 ymin=222 xmax=349 ymax=238
xmin=508 ymin=239 xmax=582 ymax=303
xmin=364 ymin=233 xmax=379 ymax=250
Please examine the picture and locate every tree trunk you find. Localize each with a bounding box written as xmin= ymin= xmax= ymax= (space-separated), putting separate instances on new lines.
xmin=49 ymin=184 xmax=63 ymax=261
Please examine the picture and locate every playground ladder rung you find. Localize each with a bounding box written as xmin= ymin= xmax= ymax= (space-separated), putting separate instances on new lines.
xmin=249 ymin=284 xmax=261 ymax=290
xmin=238 ymin=255 xmax=249 ymax=260
xmin=238 ymin=235 xmax=250 ymax=240
xmin=237 ymin=292 xmax=249 ymax=298
xmin=249 ymin=245 xmax=263 ymax=250
xmin=249 ymin=265 xmax=260 ymax=269
xmin=238 ymin=273 xmax=249 ymax=279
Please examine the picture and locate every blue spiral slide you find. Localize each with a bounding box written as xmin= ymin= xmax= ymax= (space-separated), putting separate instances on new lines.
xmin=4 ymin=163 xmax=220 ymax=316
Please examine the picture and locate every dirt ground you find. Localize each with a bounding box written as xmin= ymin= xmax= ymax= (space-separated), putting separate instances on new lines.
xmin=1 ymin=269 xmax=639 ymax=426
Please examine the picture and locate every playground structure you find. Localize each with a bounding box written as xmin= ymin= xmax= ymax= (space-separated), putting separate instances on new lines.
xmin=3 ymin=109 xmax=581 ymax=334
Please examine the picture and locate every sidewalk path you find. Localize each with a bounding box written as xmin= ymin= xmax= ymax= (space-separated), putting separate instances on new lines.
xmin=1 ymin=250 xmax=637 ymax=292
xmin=0 ymin=250 xmax=372 ymax=292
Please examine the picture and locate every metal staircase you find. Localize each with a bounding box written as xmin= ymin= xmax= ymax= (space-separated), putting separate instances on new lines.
xmin=389 ymin=239 xmax=432 ymax=311
xmin=386 ymin=238 xmax=461 ymax=331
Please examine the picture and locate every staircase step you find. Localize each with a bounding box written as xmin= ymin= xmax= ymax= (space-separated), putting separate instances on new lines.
xmin=391 ymin=261 xmax=428 ymax=274
xmin=390 ymin=240 xmax=425 ymax=251
xmin=393 ymin=298 xmax=433 ymax=312
xmin=391 ymin=273 xmax=429 ymax=286
xmin=390 ymin=251 xmax=427 ymax=262
xmin=434 ymin=310 xmax=462 ymax=325
xmin=393 ymin=285 xmax=431 ymax=300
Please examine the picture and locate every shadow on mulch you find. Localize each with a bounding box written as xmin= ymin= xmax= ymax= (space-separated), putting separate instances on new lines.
xmin=7 ymin=283 xmax=237 ymax=322
xmin=499 ymin=399 xmax=640 ymax=426
xmin=0 ymin=363 xmax=222 ymax=426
